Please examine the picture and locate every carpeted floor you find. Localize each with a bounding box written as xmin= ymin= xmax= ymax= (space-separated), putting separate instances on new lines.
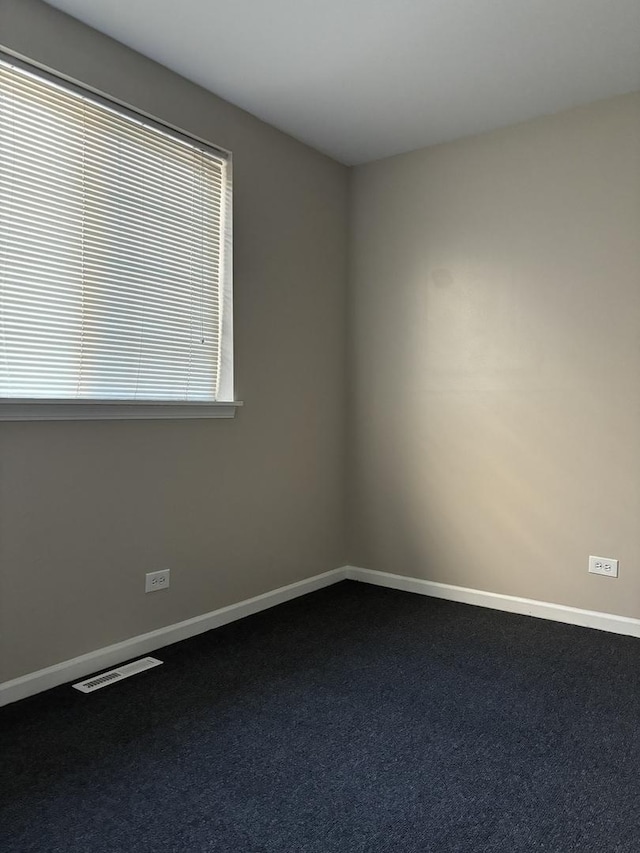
xmin=2 ymin=580 xmax=640 ymax=852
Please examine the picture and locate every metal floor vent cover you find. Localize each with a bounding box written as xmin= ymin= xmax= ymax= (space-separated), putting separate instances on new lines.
xmin=72 ymin=657 xmax=163 ymax=693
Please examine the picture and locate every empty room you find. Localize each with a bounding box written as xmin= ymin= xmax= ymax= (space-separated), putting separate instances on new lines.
xmin=1 ymin=0 xmax=639 ymax=850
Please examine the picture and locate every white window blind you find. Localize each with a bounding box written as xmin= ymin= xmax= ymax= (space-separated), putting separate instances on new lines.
xmin=0 ymin=57 xmax=231 ymax=406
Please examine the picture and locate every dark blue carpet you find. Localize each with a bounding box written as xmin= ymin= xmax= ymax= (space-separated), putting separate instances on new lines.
xmin=2 ymin=580 xmax=640 ymax=852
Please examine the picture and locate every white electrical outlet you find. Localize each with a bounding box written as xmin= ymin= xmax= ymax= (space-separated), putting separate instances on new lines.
xmin=588 ymin=556 xmax=618 ymax=578
xmin=145 ymin=569 xmax=171 ymax=593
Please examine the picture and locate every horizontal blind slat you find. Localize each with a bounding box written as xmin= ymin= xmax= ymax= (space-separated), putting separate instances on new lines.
xmin=0 ymin=74 xmax=225 ymax=169
xmin=1 ymin=172 xmax=224 ymax=230
xmin=0 ymin=58 xmax=228 ymax=403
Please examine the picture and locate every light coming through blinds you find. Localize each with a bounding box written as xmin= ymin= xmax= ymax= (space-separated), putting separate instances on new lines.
xmin=0 ymin=58 xmax=230 ymax=402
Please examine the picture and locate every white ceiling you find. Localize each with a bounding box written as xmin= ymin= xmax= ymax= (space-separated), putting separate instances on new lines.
xmin=45 ymin=0 xmax=640 ymax=165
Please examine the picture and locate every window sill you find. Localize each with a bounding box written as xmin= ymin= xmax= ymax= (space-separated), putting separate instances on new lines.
xmin=0 ymin=401 xmax=243 ymax=421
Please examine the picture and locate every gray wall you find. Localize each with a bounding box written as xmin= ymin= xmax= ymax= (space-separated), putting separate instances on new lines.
xmin=349 ymin=92 xmax=640 ymax=617
xmin=0 ymin=0 xmax=349 ymax=681
xmin=2 ymin=0 xmax=639 ymax=684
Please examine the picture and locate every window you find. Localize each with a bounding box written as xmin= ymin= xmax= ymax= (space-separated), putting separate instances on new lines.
xmin=0 ymin=54 xmax=236 ymax=420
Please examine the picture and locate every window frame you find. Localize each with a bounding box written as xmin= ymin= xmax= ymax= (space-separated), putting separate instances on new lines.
xmin=0 ymin=49 xmax=239 ymax=421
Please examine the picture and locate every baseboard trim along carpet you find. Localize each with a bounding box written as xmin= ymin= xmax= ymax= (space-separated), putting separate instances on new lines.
xmin=0 ymin=567 xmax=346 ymax=707
xmin=4 ymin=564 xmax=640 ymax=707
xmin=345 ymin=566 xmax=640 ymax=640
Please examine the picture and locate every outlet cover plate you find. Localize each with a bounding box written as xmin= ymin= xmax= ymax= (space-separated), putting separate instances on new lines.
xmin=145 ymin=569 xmax=171 ymax=593
xmin=588 ymin=556 xmax=619 ymax=578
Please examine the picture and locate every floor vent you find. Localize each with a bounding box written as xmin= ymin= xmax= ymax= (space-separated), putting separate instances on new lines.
xmin=72 ymin=657 xmax=163 ymax=693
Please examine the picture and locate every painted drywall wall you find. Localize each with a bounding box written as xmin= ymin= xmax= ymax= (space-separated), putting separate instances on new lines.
xmin=0 ymin=0 xmax=349 ymax=680
xmin=349 ymin=92 xmax=640 ymax=617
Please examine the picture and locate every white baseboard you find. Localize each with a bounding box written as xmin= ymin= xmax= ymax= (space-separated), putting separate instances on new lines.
xmin=5 ymin=564 xmax=639 ymax=708
xmin=345 ymin=566 xmax=640 ymax=639
xmin=0 ymin=566 xmax=347 ymax=708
